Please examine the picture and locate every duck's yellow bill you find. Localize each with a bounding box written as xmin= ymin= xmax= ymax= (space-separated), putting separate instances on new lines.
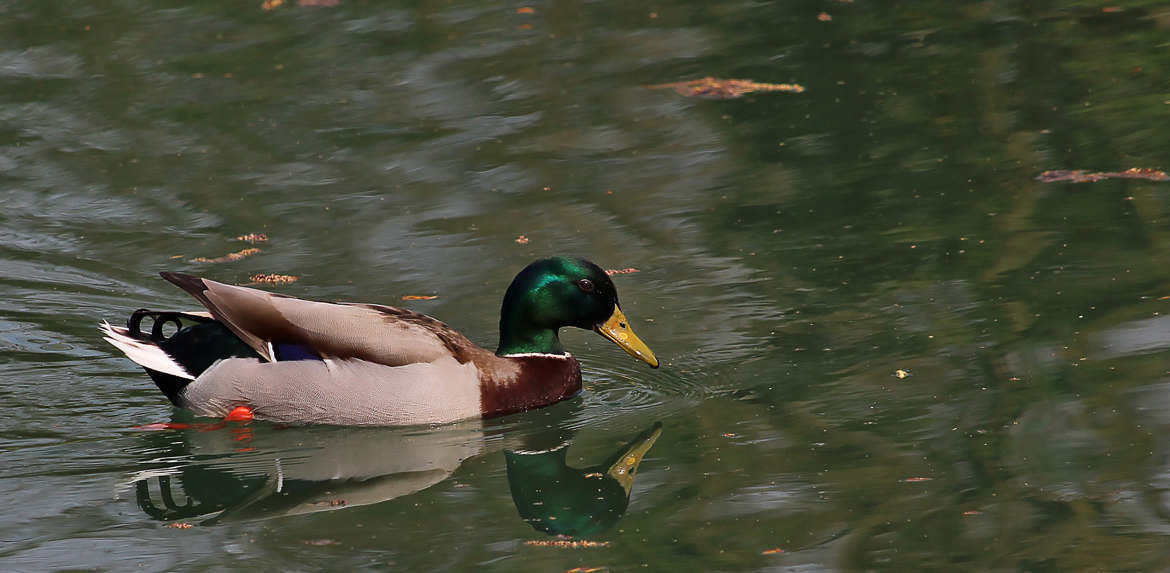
xmin=595 ymin=305 xmax=659 ymax=368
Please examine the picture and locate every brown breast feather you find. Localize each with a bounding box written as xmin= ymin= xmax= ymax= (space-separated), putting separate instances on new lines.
xmin=477 ymin=355 xmax=582 ymax=418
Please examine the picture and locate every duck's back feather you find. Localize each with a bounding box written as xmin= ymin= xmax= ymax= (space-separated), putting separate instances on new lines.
xmin=161 ymin=272 xmax=480 ymax=366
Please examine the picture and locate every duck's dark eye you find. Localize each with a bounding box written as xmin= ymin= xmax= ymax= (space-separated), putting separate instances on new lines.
xmin=576 ymin=278 xmax=595 ymax=293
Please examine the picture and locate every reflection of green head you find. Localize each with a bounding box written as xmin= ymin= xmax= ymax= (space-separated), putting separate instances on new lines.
xmin=505 ymin=422 xmax=662 ymax=538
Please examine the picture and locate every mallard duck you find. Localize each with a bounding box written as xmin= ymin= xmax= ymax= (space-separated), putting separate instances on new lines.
xmin=101 ymin=257 xmax=658 ymax=426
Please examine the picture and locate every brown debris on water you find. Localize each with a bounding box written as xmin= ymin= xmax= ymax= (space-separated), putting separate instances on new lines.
xmin=1036 ymin=168 xmax=1169 ymax=183
xmin=515 ymin=235 xmax=530 ymax=244
xmin=190 ymin=248 xmax=261 ymax=263
xmin=235 ymin=233 xmax=268 ymax=243
xmin=761 ymin=547 xmax=785 ymax=555
xmin=647 ymin=77 xmax=805 ymax=99
xmin=249 ymin=273 xmax=299 ymax=285
xmin=525 ymin=539 xmax=610 ymax=549
xmin=263 ymin=0 xmax=338 ymax=8
xmin=605 ymin=267 xmax=640 ymax=276
xmin=401 ymin=295 xmax=439 ymax=301
xmin=301 ymin=539 xmax=340 ymax=546
xmin=165 ymin=522 xmax=194 ymax=529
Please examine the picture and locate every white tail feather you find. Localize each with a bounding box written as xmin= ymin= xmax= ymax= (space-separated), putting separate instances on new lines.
xmin=99 ymin=321 xmax=194 ymax=380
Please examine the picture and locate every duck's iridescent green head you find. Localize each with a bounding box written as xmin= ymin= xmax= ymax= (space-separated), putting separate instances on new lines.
xmin=497 ymin=257 xmax=658 ymax=367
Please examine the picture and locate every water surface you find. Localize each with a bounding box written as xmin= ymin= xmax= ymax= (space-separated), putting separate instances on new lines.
xmin=3 ymin=0 xmax=1170 ymax=570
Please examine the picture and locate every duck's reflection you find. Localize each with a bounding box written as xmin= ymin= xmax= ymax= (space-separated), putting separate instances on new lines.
xmin=506 ymin=422 xmax=662 ymax=537
xmin=129 ymin=416 xmax=662 ymax=536
xmin=132 ymin=420 xmax=485 ymax=524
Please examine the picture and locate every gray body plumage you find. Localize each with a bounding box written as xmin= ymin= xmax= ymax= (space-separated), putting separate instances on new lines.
xmin=179 ymin=356 xmax=482 ymax=426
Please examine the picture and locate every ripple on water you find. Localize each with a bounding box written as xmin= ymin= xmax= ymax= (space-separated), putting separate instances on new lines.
xmin=561 ymin=351 xmax=711 ymax=433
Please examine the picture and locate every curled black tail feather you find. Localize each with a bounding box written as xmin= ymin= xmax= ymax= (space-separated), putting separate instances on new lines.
xmin=128 ymin=309 xmax=215 ymax=341
xmin=126 ymin=310 xmax=258 ymax=406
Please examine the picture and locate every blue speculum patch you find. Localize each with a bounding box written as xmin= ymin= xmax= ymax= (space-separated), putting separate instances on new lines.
xmin=272 ymin=343 xmax=322 ymax=362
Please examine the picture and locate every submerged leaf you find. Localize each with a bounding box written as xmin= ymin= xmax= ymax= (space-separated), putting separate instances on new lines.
xmin=647 ymin=77 xmax=805 ymax=99
xmin=190 ymin=248 xmax=261 ymax=263
xmin=525 ymin=539 xmax=610 ymax=548
xmin=248 ymin=273 xmax=298 ymax=285
xmin=301 ymin=539 xmax=340 ymax=546
xmin=1037 ymin=168 xmax=1169 ymax=183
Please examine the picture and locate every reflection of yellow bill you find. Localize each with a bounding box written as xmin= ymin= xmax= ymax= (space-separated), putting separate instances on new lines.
xmin=595 ymin=306 xmax=659 ymax=368
xmin=607 ymin=423 xmax=663 ymax=495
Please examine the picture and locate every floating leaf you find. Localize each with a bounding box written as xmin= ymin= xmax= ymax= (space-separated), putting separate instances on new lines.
xmin=817 ymin=12 xmax=832 ymax=21
xmin=401 ymin=295 xmax=439 ymax=300
xmin=165 ymin=522 xmax=194 ymax=529
xmin=605 ymin=267 xmax=640 ymax=275
xmin=302 ymin=539 xmax=340 ymax=546
xmin=647 ymin=77 xmax=805 ymax=99
xmin=249 ymin=273 xmax=299 ymax=285
xmin=261 ymin=0 xmax=284 ymax=10
xmin=235 ymin=233 xmax=268 ymax=243
xmin=190 ymin=248 xmax=261 ymax=263
xmin=1036 ymin=168 xmax=1169 ymax=183
xmin=515 ymin=235 xmax=530 ymax=244
xmin=525 ymin=540 xmax=610 ymax=548
xmin=893 ymin=369 xmax=911 ymax=379
xmin=761 ymin=548 xmax=785 ymax=555
xmin=899 ymin=477 xmax=933 ymax=483
xmin=517 ymin=6 xmax=535 ymax=14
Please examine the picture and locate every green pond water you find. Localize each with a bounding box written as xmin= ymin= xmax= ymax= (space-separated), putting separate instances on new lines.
xmin=3 ymin=0 xmax=1170 ymax=570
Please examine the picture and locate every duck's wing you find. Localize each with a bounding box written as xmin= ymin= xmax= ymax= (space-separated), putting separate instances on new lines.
xmin=160 ymin=272 xmax=479 ymax=365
